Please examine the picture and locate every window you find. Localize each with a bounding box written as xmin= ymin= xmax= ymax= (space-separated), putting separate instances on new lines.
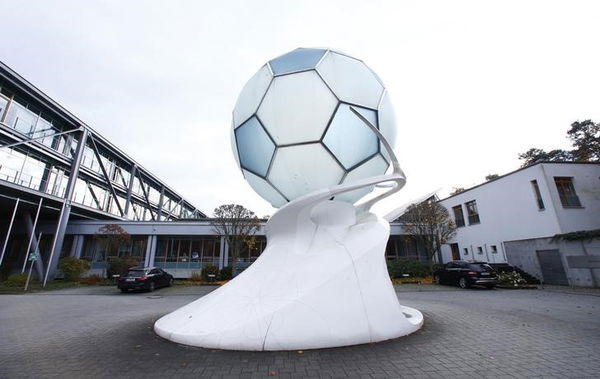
xmin=463 ymin=248 xmax=469 ymax=256
xmin=477 ymin=246 xmax=483 ymax=255
xmin=465 ymin=200 xmax=480 ymax=224
xmin=491 ymin=245 xmax=498 ymax=254
xmin=452 ymin=205 xmax=465 ymax=227
xmin=554 ymin=177 xmax=581 ymax=207
xmin=530 ymin=180 xmax=545 ymax=210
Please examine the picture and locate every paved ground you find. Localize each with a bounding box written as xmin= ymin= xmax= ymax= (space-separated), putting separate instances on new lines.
xmin=1 ymin=284 xmax=599 ymax=378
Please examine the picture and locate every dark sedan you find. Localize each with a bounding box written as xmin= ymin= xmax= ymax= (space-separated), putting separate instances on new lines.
xmin=117 ymin=267 xmax=174 ymax=293
xmin=433 ymin=260 xmax=497 ymax=289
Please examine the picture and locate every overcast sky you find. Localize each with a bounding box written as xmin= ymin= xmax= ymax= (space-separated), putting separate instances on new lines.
xmin=2 ymin=1 xmax=599 ymax=217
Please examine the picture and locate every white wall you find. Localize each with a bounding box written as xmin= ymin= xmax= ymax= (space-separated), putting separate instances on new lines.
xmin=438 ymin=163 xmax=600 ymax=263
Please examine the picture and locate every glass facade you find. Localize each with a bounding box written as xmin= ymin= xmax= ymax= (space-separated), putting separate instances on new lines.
xmin=385 ymin=236 xmax=429 ymax=261
xmin=0 ymin=79 xmax=202 ymax=220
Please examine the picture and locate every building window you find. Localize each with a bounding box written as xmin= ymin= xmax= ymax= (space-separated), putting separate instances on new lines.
xmin=491 ymin=245 xmax=498 ymax=254
xmin=477 ymin=246 xmax=483 ymax=255
xmin=465 ymin=200 xmax=480 ymax=224
xmin=463 ymin=248 xmax=469 ymax=256
xmin=452 ymin=205 xmax=465 ymax=227
xmin=554 ymin=177 xmax=581 ymax=207
xmin=530 ymin=180 xmax=545 ymax=210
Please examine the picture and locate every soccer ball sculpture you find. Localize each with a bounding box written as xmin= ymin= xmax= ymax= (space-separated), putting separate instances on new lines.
xmin=154 ymin=48 xmax=423 ymax=351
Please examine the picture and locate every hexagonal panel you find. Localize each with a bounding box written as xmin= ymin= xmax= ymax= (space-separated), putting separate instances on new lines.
xmin=335 ymin=154 xmax=389 ymax=203
xmin=316 ymin=51 xmax=384 ymax=109
xmin=243 ymin=169 xmax=288 ymax=208
xmin=234 ymin=116 xmax=275 ymax=177
xmin=377 ymin=91 xmax=397 ymax=163
xmin=323 ymin=104 xmax=379 ymax=170
xmin=268 ymin=143 xmax=345 ymax=201
xmin=268 ymin=48 xmax=327 ymax=76
xmin=257 ymin=71 xmax=337 ymax=145
xmin=232 ymin=64 xmax=273 ymax=128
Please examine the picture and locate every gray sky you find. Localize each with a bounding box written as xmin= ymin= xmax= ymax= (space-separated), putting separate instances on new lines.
xmin=2 ymin=0 xmax=599 ymax=217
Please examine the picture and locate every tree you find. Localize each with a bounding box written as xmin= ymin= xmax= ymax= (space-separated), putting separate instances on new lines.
xmin=449 ymin=187 xmax=465 ymax=196
xmin=518 ymin=148 xmax=572 ymax=167
xmin=93 ymin=224 xmax=131 ymax=278
xmin=568 ymin=120 xmax=600 ymax=162
xmin=485 ymin=174 xmax=499 ymax=181
xmin=400 ymin=201 xmax=457 ymax=263
xmin=518 ymin=119 xmax=599 ymax=167
xmin=211 ymin=204 xmax=261 ymax=276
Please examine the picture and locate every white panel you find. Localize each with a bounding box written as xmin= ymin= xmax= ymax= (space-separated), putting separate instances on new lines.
xmin=257 ymin=71 xmax=337 ymax=145
xmin=336 ymin=154 xmax=389 ymax=203
xmin=378 ymin=91 xmax=397 ymax=161
xmin=317 ymin=52 xmax=384 ymax=109
xmin=243 ymin=169 xmax=288 ymax=208
xmin=230 ymin=121 xmax=240 ymax=168
xmin=268 ymin=144 xmax=344 ymax=201
xmin=233 ymin=65 xmax=273 ymax=127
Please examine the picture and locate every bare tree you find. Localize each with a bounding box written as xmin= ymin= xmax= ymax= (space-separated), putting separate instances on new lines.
xmin=449 ymin=187 xmax=465 ymax=196
xmin=400 ymin=201 xmax=456 ymax=263
xmin=211 ymin=204 xmax=261 ymax=276
xmin=93 ymin=224 xmax=131 ymax=278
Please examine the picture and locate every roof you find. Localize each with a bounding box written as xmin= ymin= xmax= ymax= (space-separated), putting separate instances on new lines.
xmin=437 ymin=161 xmax=600 ymax=203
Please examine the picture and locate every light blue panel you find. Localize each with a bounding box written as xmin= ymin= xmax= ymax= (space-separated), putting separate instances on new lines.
xmin=269 ymin=48 xmax=327 ymax=75
xmin=323 ymin=104 xmax=379 ymax=170
xmin=235 ymin=117 xmax=275 ymax=177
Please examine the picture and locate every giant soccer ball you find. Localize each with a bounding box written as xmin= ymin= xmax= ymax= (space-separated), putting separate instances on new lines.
xmin=231 ymin=48 xmax=397 ymax=208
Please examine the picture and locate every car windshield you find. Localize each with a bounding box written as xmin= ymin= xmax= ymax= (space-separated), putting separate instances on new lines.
xmin=125 ymin=270 xmax=146 ymax=278
xmin=470 ymin=263 xmax=493 ymax=271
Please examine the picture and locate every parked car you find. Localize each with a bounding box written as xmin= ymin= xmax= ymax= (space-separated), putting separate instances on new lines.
xmin=433 ymin=260 xmax=497 ymax=289
xmin=117 ymin=267 xmax=174 ymax=293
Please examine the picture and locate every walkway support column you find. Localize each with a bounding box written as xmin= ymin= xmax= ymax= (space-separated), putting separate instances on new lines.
xmin=0 ymin=198 xmax=19 ymax=269
xmin=44 ymin=128 xmax=88 ymax=286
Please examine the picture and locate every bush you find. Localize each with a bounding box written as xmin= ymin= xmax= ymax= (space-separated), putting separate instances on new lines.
xmin=387 ymin=259 xmax=433 ymax=278
xmin=59 ymin=257 xmax=91 ymax=281
xmin=201 ymin=264 xmax=219 ymax=282
xmin=107 ymin=256 xmax=139 ymax=278
xmin=497 ymin=271 xmax=527 ymax=287
xmin=79 ymin=275 xmax=104 ymax=285
xmin=190 ymin=271 xmax=203 ymax=282
xmin=219 ymin=266 xmax=232 ymax=280
xmin=3 ymin=273 xmax=28 ymax=287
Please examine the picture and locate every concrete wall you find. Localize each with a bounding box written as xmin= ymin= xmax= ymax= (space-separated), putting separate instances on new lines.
xmin=439 ymin=163 xmax=600 ymax=264
xmin=504 ymin=237 xmax=600 ymax=287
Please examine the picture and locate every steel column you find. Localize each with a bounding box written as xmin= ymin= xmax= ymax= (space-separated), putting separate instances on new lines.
xmin=157 ymin=186 xmax=164 ymax=221
xmin=21 ymin=198 xmax=43 ymax=273
xmin=124 ymin=164 xmax=137 ymax=216
xmin=44 ymin=128 xmax=88 ymax=286
xmin=0 ymin=198 xmax=19 ymax=269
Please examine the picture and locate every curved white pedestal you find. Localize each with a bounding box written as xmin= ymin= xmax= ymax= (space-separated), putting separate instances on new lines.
xmin=154 ymin=200 xmax=423 ymax=351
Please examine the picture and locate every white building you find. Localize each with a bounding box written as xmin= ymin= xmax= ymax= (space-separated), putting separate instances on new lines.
xmin=437 ymin=162 xmax=600 ymax=285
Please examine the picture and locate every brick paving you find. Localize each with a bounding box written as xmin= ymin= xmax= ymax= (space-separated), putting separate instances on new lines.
xmin=0 ymin=284 xmax=599 ymax=378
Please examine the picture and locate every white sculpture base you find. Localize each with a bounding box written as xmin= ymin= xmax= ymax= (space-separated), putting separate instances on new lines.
xmin=154 ymin=200 xmax=423 ymax=351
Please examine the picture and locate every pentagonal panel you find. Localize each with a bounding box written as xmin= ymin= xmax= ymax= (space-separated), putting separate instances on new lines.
xmin=243 ymin=169 xmax=288 ymax=208
xmin=257 ymin=71 xmax=337 ymax=145
xmin=317 ymin=52 xmax=384 ymax=109
xmin=268 ymin=143 xmax=344 ymax=201
xmin=235 ymin=117 xmax=275 ymax=177
xmin=378 ymin=91 xmax=397 ymax=163
xmin=323 ymin=104 xmax=379 ymax=170
xmin=335 ymin=154 xmax=389 ymax=203
xmin=233 ymin=64 xmax=273 ymax=127
xmin=268 ymin=48 xmax=327 ymax=76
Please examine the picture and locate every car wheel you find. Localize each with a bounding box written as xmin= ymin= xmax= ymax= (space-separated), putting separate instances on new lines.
xmin=120 ymin=288 xmax=128 ymax=293
xmin=433 ymin=275 xmax=441 ymax=285
xmin=459 ymin=277 xmax=469 ymax=289
xmin=168 ymin=278 xmax=174 ymax=287
xmin=148 ymin=282 xmax=155 ymax=292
